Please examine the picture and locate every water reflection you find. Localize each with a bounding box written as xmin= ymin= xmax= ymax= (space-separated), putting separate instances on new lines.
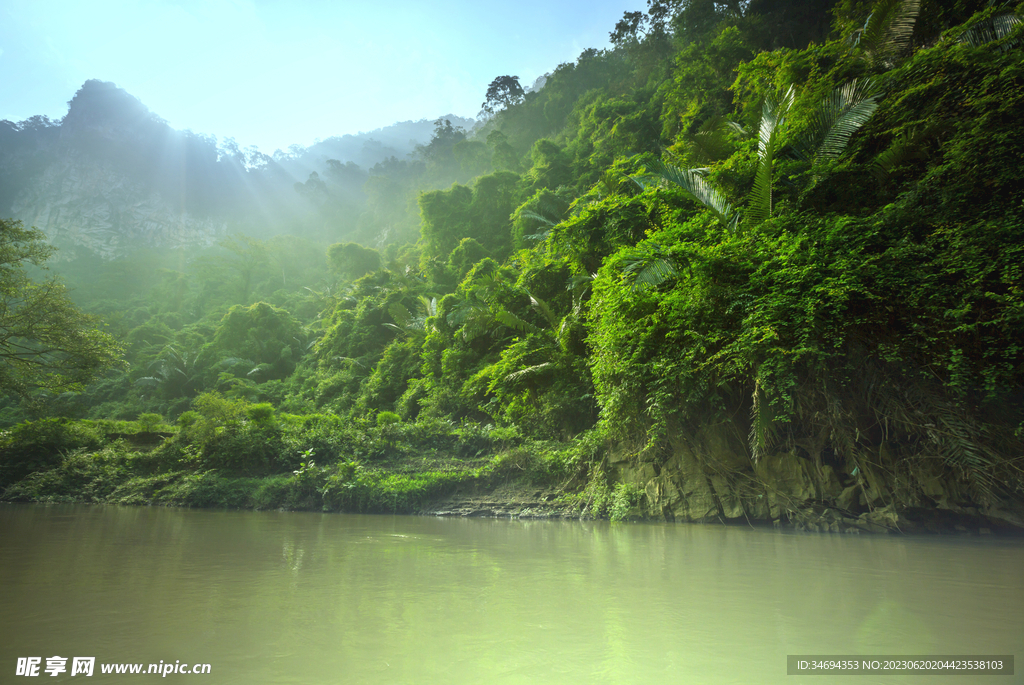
xmin=1 ymin=505 xmax=1021 ymax=684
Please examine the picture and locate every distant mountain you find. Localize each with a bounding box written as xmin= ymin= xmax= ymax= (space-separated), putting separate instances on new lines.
xmin=0 ymin=80 xmax=464 ymax=258
xmin=272 ymin=115 xmax=476 ymax=183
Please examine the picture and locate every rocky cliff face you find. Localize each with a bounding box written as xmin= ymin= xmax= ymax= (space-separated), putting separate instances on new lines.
xmin=610 ymin=421 xmax=1024 ymax=534
xmin=2 ymin=80 xmax=227 ymax=258
xmin=10 ymin=156 xmax=224 ymax=260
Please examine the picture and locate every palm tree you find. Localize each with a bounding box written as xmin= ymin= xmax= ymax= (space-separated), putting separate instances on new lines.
xmin=637 ymin=78 xmax=879 ymax=234
xmin=957 ymin=6 xmax=1022 ymax=50
xmin=849 ymin=0 xmax=921 ymax=70
xmin=384 ymin=296 xmax=438 ymax=339
xmin=135 ymin=346 xmax=207 ymax=398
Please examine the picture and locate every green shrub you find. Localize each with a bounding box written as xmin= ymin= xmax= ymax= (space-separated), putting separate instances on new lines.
xmin=246 ymin=403 xmax=276 ymax=426
xmin=0 ymin=419 xmax=105 ymax=488
xmin=177 ymin=411 xmax=200 ymax=428
xmin=136 ymin=413 xmax=164 ymax=432
xmin=609 ymin=482 xmax=645 ymax=522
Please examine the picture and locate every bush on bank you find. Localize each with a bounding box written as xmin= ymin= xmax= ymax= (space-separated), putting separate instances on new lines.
xmin=0 ymin=395 xmax=582 ymax=514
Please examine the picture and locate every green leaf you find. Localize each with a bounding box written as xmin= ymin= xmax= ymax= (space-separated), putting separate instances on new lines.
xmin=855 ymin=0 xmax=920 ymax=69
xmin=685 ymin=115 xmax=739 ymax=164
xmin=388 ymin=303 xmax=412 ymax=329
xmin=958 ymin=11 xmax=1023 ymax=49
xmin=635 ymin=161 xmax=737 ymax=230
xmin=798 ymin=78 xmax=880 ymax=163
xmin=505 ymin=362 xmax=555 ymax=384
xmin=747 ymin=86 xmax=794 ymax=226
xmin=621 ymin=245 xmax=693 ymax=292
xmin=494 ymin=309 xmax=540 ymax=336
xmin=528 ymin=294 xmax=559 ymax=329
xmin=748 ymin=381 xmax=777 ymax=463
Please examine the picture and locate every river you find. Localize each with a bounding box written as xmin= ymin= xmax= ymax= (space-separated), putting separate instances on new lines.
xmin=1 ymin=504 xmax=1021 ymax=684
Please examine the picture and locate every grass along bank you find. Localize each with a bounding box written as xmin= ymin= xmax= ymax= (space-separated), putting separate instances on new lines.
xmin=0 ymin=395 xmax=600 ymax=517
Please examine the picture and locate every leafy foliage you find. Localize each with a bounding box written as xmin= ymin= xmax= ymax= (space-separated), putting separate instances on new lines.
xmin=481 ymin=76 xmax=525 ymax=115
xmin=0 ymin=219 xmax=125 ymax=400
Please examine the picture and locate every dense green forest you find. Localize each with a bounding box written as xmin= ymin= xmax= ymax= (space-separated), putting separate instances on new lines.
xmin=2 ymin=0 xmax=1023 ymax=531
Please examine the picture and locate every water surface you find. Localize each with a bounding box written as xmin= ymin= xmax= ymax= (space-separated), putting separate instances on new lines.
xmin=1 ymin=504 xmax=1021 ymax=683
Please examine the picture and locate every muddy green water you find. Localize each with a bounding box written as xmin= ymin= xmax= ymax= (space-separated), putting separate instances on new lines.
xmin=0 ymin=504 xmax=1021 ymax=684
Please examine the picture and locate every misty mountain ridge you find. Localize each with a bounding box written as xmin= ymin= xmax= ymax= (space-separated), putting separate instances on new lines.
xmin=0 ymin=79 xmax=474 ymax=258
xmin=278 ymin=116 xmax=476 ymax=177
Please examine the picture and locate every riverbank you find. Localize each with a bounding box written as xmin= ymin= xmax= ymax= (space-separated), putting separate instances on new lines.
xmin=2 ymin=414 xmax=1023 ymax=534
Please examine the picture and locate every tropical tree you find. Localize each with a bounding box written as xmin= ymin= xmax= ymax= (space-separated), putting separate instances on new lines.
xmin=135 ymin=346 xmax=207 ymax=398
xmin=481 ymin=75 xmax=525 ymax=115
xmin=0 ymin=219 xmax=125 ymax=400
xmin=327 ymin=242 xmax=381 ymax=280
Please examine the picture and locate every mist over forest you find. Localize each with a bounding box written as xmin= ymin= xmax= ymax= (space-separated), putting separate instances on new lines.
xmin=1 ymin=0 xmax=1023 ymax=532
xmin=0 ymin=78 xmax=476 ymax=255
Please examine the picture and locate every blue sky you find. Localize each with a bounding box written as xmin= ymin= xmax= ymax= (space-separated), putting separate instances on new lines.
xmin=0 ymin=0 xmax=643 ymax=154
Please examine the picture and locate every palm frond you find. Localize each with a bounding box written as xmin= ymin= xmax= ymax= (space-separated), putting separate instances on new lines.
xmin=623 ymin=257 xmax=679 ymax=291
xmin=748 ymin=381 xmax=777 ymax=463
xmin=529 ymin=294 xmax=559 ymax=329
xmin=446 ymin=297 xmax=494 ymax=342
xmin=621 ymin=245 xmax=692 ymax=292
xmin=218 ymin=357 xmax=256 ymax=370
xmin=872 ymin=375 xmax=1008 ymax=501
xmin=505 ymin=362 xmax=555 ymax=384
xmin=518 ymin=209 xmax=560 ymax=242
xmin=856 ymin=0 xmax=920 ymax=68
xmin=331 ymin=356 xmax=365 ymax=369
xmin=798 ymin=79 xmax=880 ymax=163
xmin=521 ymin=210 xmax=557 ymax=226
xmin=635 ymin=161 xmax=737 ymax=229
xmin=246 ymin=364 xmax=271 ymax=378
xmin=686 ymin=115 xmax=737 ymax=164
xmin=871 ymin=129 xmax=926 ymax=181
xmin=446 ymin=298 xmax=488 ymax=328
xmin=388 ymin=303 xmax=412 ymax=330
xmin=420 ymin=295 xmax=438 ymax=318
xmin=958 ymin=11 xmax=1023 ymax=49
xmin=747 ymin=86 xmax=794 ymax=226
xmin=568 ymin=272 xmax=594 ymax=316
xmin=522 ymin=230 xmax=553 ymax=242
xmin=568 ymin=271 xmax=594 ymax=295
xmin=494 ymin=309 xmax=539 ymax=336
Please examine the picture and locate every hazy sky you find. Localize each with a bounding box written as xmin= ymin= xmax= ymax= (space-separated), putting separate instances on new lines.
xmin=0 ymin=0 xmax=643 ymax=154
